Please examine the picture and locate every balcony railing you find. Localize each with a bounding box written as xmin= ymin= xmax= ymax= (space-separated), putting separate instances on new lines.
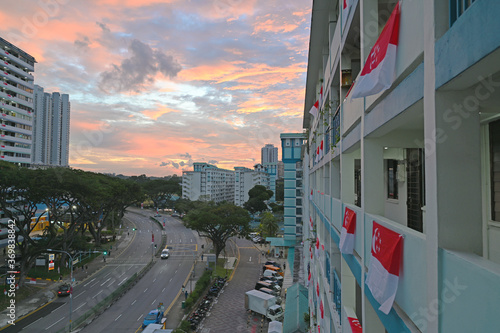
xmin=450 ymin=0 xmax=476 ymax=26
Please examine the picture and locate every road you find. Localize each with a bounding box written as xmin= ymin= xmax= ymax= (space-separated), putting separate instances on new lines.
xmin=80 ymin=213 xmax=198 ymax=333
xmin=5 ymin=209 xmax=164 ymax=333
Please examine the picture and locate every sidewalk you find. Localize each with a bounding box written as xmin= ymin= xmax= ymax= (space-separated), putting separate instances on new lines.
xmin=0 ymin=228 xmax=134 ymax=329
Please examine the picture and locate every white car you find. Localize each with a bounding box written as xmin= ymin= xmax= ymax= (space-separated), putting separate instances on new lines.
xmin=160 ymin=249 xmax=169 ymax=259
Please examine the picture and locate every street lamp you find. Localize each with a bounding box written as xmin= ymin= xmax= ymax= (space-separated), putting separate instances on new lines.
xmin=47 ymin=249 xmax=73 ymax=332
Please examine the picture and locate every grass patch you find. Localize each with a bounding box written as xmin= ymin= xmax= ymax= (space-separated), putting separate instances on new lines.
xmin=207 ymin=258 xmax=233 ymax=278
xmin=0 ymin=284 xmax=43 ymax=310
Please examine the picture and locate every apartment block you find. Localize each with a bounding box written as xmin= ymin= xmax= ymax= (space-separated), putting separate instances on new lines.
xmin=303 ymin=0 xmax=500 ymax=332
xmin=32 ymin=85 xmax=70 ymax=167
xmin=182 ymin=163 xmax=235 ymax=204
xmin=0 ymin=37 xmax=35 ymax=166
xmin=234 ymin=164 xmax=271 ymax=207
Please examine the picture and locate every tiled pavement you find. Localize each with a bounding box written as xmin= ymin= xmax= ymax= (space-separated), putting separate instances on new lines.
xmin=198 ymin=239 xmax=288 ymax=333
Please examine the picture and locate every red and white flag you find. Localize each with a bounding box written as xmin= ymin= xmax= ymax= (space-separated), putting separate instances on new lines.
xmin=315 ymin=237 xmax=320 ymax=257
xmin=348 ymin=317 xmax=363 ymax=333
xmin=310 ymin=189 xmax=313 ymax=201
xmin=365 ymin=221 xmax=403 ymax=314
xmin=319 ymin=86 xmax=323 ymax=107
xmin=316 ymin=282 xmax=320 ymax=297
xmin=342 ymin=0 xmax=353 ymax=30
xmin=351 ymin=2 xmax=401 ymax=99
xmin=310 ymin=216 xmax=314 ymax=231
xmin=319 ymin=140 xmax=324 ymax=160
xmin=339 ymin=207 xmax=357 ymax=254
xmin=309 ymin=100 xmax=319 ymax=118
xmin=315 ymin=146 xmax=320 ymax=163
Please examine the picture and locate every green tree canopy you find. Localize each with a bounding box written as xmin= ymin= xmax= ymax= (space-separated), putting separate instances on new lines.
xmin=243 ymin=185 xmax=273 ymax=214
xmin=141 ymin=179 xmax=181 ymax=209
xmin=259 ymin=211 xmax=279 ymax=238
xmin=184 ymin=201 xmax=251 ymax=261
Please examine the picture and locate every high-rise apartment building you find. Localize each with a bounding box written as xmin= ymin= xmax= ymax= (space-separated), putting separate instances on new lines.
xmin=261 ymin=143 xmax=278 ymax=164
xmin=303 ymin=1 xmax=500 ymax=332
xmin=0 ymin=37 xmax=35 ymax=166
xmin=234 ymin=164 xmax=270 ymax=207
xmin=182 ymin=163 xmax=235 ymax=203
xmin=32 ymin=85 xmax=70 ymax=167
xmin=261 ymin=144 xmax=278 ymax=202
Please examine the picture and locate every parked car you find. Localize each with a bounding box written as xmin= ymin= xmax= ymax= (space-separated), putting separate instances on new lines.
xmin=264 ymin=261 xmax=281 ymax=269
xmin=263 ymin=270 xmax=284 ymax=284
xmin=57 ymin=284 xmax=72 ymax=297
xmin=260 ymin=275 xmax=283 ymax=286
xmin=255 ymin=281 xmax=281 ymax=294
xmin=160 ymin=249 xmax=170 ymax=259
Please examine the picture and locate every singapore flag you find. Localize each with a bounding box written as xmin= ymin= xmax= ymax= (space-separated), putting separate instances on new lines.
xmin=365 ymin=221 xmax=403 ymax=314
xmin=351 ymin=2 xmax=401 ymax=99
xmin=339 ymin=207 xmax=356 ymax=254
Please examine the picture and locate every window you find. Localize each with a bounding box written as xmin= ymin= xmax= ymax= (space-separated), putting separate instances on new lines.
xmin=387 ymin=159 xmax=398 ymax=200
xmin=490 ymin=120 xmax=500 ymax=222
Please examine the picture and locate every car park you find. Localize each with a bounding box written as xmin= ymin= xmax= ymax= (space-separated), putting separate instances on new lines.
xmin=160 ymin=249 xmax=170 ymax=259
xmin=57 ymin=283 xmax=72 ymax=297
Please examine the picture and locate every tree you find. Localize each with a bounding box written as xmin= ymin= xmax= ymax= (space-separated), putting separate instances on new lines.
xmin=142 ymin=179 xmax=181 ymax=209
xmin=243 ymin=185 xmax=273 ymax=214
xmin=184 ymin=202 xmax=251 ymax=261
xmin=260 ymin=211 xmax=279 ymax=237
xmin=275 ymin=178 xmax=284 ymax=202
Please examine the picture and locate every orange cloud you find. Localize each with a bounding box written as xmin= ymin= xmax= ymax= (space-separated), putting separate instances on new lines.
xmin=141 ymin=106 xmax=179 ymax=120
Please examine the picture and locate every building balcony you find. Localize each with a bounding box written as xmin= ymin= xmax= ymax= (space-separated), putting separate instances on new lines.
xmin=2 ymin=50 xmax=35 ymax=72
xmin=0 ymin=70 xmax=34 ymax=90
xmin=1 ymin=60 xmax=34 ymax=81
xmin=310 ymin=193 xmax=500 ymax=331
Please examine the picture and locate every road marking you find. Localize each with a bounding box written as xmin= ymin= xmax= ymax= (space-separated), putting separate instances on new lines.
xmin=45 ymin=317 xmax=65 ymax=330
xmin=162 ymin=287 xmax=166 ymax=293
xmin=178 ymin=263 xmax=181 ymax=266
xmin=24 ymin=317 xmax=42 ymax=328
xmin=153 ymin=278 xmax=156 ymax=283
xmin=90 ymin=281 xmax=99 ymax=288
xmin=93 ymin=290 xmax=103 ymax=298
xmin=116 ymin=278 xmax=127 ymax=286
xmin=101 ymin=278 xmax=111 ymax=286
xmin=119 ymin=271 xmax=125 ymax=278
xmin=104 ymin=272 xmax=111 ymax=278
xmin=115 ymin=314 xmax=122 ymax=321
xmin=137 ymin=314 xmax=144 ymax=321
xmin=144 ymin=288 xmax=148 ymax=293
xmin=74 ymin=290 xmax=86 ymax=299
xmin=84 ymin=278 xmax=96 ymax=287
xmin=170 ymin=239 xmax=172 ymax=243
xmin=169 ymin=278 xmax=172 ymax=282
xmin=107 ymin=279 xmax=115 ymax=287
xmin=191 ymin=238 xmax=193 ymax=242
xmin=151 ymin=298 xmax=156 ymax=305
xmin=249 ymin=256 xmax=252 ymax=262
xmin=131 ymin=300 xmax=137 ymax=305
xmin=174 ymin=270 xmax=177 ymax=274
xmin=74 ymin=302 xmax=87 ymax=312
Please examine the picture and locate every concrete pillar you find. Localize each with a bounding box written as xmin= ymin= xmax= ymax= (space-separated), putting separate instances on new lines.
xmin=362 ymin=139 xmax=385 ymax=215
xmin=433 ymin=90 xmax=482 ymax=254
xmin=340 ymin=152 xmax=357 ymax=205
xmin=341 ymin=256 xmax=357 ymax=311
xmin=364 ymin=294 xmax=386 ymax=333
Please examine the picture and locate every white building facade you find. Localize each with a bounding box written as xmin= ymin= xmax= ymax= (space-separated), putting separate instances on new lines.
xmin=261 ymin=144 xmax=279 ymax=202
xmin=0 ymin=38 xmax=35 ymax=166
xmin=234 ymin=164 xmax=271 ymax=207
xmin=303 ymin=0 xmax=500 ymax=332
xmin=32 ymin=86 xmax=70 ymax=167
xmin=182 ymin=163 xmax=235 ymax=204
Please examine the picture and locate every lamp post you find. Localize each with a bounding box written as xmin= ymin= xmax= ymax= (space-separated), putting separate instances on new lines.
xmin=48 ymin=249 xmax=73 ymax=332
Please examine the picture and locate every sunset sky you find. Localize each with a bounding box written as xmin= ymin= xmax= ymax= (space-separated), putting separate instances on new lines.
xmin=2 ymin=0 xmax=311 ymax=176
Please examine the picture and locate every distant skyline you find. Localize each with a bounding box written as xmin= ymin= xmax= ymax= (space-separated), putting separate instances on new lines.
xmin=2 ymin=0 xmax=310 ymax=176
